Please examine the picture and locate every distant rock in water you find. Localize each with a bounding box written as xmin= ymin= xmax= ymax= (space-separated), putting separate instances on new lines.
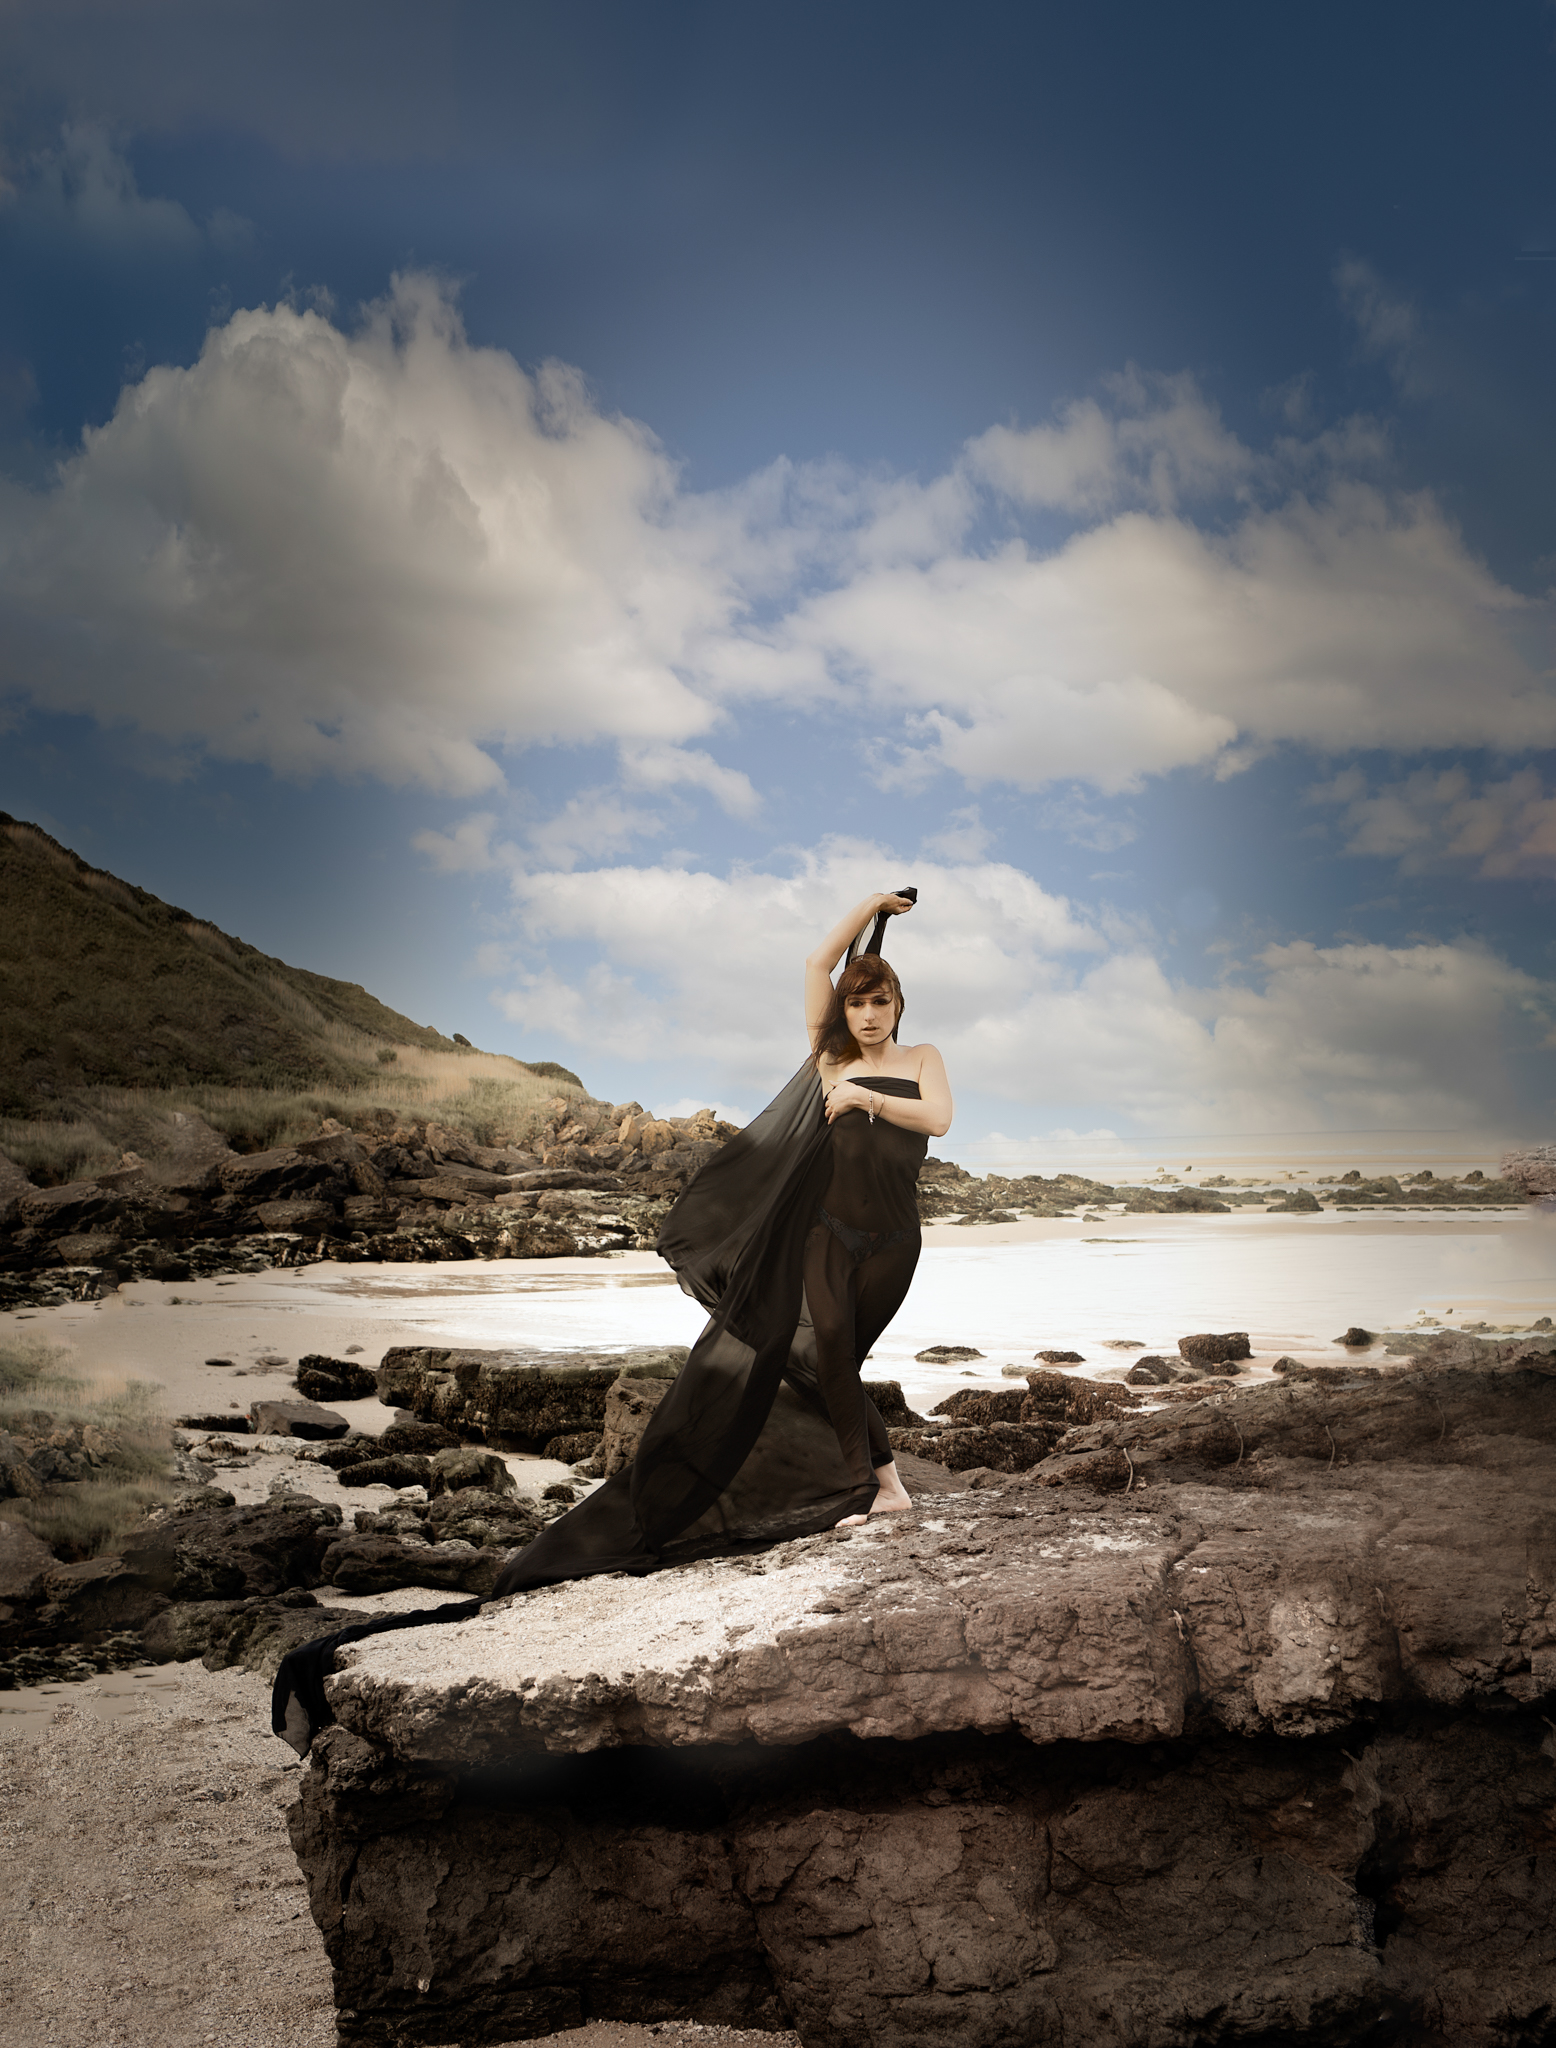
xmin=1177 ymin=1332 xmax=1251 ymax=1374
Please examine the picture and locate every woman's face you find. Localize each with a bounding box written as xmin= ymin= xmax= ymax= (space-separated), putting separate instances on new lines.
xmin=844 ymin=986 xmax=899 ymax=1047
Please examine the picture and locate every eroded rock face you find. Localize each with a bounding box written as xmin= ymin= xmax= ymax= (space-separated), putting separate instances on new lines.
xmin=284 ymin=1347 xmax=1556 ymax=2047
xmin=290 ymin=1713 xmax=1556 ymax=2048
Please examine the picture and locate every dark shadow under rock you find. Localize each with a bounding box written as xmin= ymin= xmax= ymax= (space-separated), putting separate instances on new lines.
xmin=288 ymin=1712 xmax=1556 ymax=2048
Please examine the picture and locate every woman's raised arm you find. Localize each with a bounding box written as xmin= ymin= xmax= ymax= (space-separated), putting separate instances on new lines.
xmin=804 ymin=892 xmax=914 ymax=1049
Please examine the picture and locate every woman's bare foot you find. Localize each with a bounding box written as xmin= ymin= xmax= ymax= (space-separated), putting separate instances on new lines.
xmin=836 ymin=1462 xmax=914 ymax=1527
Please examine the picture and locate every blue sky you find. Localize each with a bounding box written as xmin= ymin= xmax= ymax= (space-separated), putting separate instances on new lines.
xmin=1 ymin=0 xmax=1553 ymax=1154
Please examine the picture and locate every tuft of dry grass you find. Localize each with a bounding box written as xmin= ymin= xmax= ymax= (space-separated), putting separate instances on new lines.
xmin=0 ymin=1337 xmax=176 ymax=1558
xmin=0 ymin=1045 xmax=588 ymax=1180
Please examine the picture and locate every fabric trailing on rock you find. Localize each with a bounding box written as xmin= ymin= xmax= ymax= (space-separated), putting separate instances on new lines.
xmin=269 ymin=1600 xmax=480 ymax=1754
xmin=273 ymin=1058 xmax=930 ymax=1752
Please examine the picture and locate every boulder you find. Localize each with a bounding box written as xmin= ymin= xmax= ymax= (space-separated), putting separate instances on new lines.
xmin=52 ymin=1231 xmax=124 ymax=1263
xmin=595 ymin=1360 xmax=682 ymax=1477
xmin=248 ymin=1400 xmax=351 ymax=1440
xmin=219 ymin=1147 xmax=339 ymax=1204
xmin=1500 ymin=1143 xmax=1556 ymax=1197
xmin=1268 ymin=1188 xmax=1322 ymax=1213
xmin=380 ymin=1421 xmax=461 ymax=1456
xmin=303 ymin=1436 xmax=384 ymax=1471
xmin=0 ymin=1148 xmax=35 ymax=1204
xmin=1034 ymin=1348 xmax=1085 ymax=1363
xmin=318 ymin=1534 xmax=502 ymax=1597
xmin=890 ymin=1422 xmax=1060 ymax=1472
xmin=252 ymin=1198 xmax=337 ymax=1231
xmin=375 ymin=1345 xmax=689 ymax=1451
xmin=1125 ymin=1354 xmax=1176 ymax=1385
xmin=914 ymin=1344 xmax=984 ymax=1362
xmin=425 ymin=1489 xmax=544 ymax=1550
xmin=19 ymin=1181 xmax=124 ymax=1235
xmin=930 ymin=1387 xmax=1027 ymax=1425
xmin=37 ymin=1554 xmax=170 ymax=1634
xmin=176 ymin=1413 xmax=250 ymax=1434
xmin=1335 ymin=1326 xmax=1376 ymax=1348
xmin=141 ymin=1589 xmax=357 ymax=1678
xmin=543 ymin=1431 xmax=604 ymax=1464
xmin=121 ymin=1496 xmax=343 ymax=1603
xmin=0 ymin=1431 xmax=43 ymax=1501
xmin=0 ymin=1517 xmax=52 ymax=1599
xmin=428 ymin=1447 xmax=515 ymax=1497
xmin=295 ymin=1354 xmax=380 ymax=1403
xmin=338 ymin=1454 xmax=435 ymax=1491
xmin=293 ymin=1133 xmax=372 ymax=1170
xmin=1021 ymin=1371 xmax=1141 ymax=1428
xmin=861 ymin=1378 xmax=923 ymax=1427
xmin=1177 ymin=1331 xmax=1252 ymax=1371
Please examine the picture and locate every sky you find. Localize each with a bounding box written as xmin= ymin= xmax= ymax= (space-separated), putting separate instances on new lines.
xmin=1 ymin=0 xmax=1554 ymax=1161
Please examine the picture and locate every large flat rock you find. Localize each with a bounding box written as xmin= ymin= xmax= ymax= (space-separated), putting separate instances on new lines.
xmin=292 ymin=1348 xmax=1556 ymax=2048
xmin=329 ymin=1449 xmax=1552 ymax=1764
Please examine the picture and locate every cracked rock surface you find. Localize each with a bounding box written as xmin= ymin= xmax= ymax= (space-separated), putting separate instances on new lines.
xmin=288 ymin=1344 xmax=1556 ymax=2047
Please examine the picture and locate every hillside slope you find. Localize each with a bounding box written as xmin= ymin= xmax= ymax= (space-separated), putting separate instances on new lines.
xmin=1 ymin=815 xmax=466 ymax=1114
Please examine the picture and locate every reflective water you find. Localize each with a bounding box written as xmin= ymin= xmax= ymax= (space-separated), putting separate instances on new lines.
xmin=29 ymin=1207 xmax=1555 ymax=1421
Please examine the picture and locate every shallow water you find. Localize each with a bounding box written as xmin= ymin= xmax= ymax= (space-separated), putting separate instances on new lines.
xmin=27 ymin=1206 xmax=1548 ymax=1420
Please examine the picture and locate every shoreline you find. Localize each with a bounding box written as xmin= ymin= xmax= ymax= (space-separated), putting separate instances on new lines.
xmin=5 ymin=1207 xmax=1552 ymax=1416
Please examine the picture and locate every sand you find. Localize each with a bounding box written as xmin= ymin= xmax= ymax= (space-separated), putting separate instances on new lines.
xmin=0 ymin=1663 xmax=798 ymax=2048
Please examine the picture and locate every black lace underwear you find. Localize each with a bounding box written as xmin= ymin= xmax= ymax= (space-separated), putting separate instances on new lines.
xmin=817 ymin=1205 xmax=918 ymax=1266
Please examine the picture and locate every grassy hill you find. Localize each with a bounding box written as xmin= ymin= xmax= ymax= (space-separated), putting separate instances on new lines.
xmin=0 ymin=815 xmax=583 ymax=1181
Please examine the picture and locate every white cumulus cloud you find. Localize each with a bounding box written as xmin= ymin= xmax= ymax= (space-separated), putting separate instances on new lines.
xmin=2 ymin=270 xmax=1552 ymax=804
xmin=0 ymin=273 xmax=737 ymax=791
xmin=484 ymin=844 xmax=1551 ymax=1133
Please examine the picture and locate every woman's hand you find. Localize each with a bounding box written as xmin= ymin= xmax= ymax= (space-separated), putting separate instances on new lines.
xmin=874 ymin=892 xmax=914 ymax=918
xmin=824 ymin=1079 xmax=878 ymax=1123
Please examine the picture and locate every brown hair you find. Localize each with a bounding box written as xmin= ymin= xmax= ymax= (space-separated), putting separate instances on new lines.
xmin=811 ymin=954 xmax=905 ymax=1066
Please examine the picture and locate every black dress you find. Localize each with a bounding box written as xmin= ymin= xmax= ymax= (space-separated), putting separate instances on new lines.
xmin=488 ymin=1066 xmax=928 ymax=1593
xmin=272 ymin=1062 xmax=929 ymax=1747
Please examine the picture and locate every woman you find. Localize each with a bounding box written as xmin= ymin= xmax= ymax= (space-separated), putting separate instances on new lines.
xmin=802 ymin=891 xmax=953 ymax=1524
xmin=273 ymin=888 xmax=950 ymax=1750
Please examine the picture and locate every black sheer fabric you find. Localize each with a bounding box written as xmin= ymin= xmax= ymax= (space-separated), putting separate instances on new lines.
xmin=272 ymin=1058 xmax=929 ymax=1751
xmin=489 ymin=1068 xmax=926 ymax=1590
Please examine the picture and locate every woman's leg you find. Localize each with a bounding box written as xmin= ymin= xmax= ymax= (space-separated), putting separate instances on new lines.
xmin=837 ymin=1233 xmax=921 ymax=1523
xmin=802 ymin=1224 xmax=879 ymax=1498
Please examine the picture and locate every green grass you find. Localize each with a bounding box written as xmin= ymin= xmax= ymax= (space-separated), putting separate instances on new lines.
xmin=0 ymin=1336 xmax=177 ymax=1560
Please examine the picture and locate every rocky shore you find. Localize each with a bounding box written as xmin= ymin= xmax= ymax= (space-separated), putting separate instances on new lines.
xmin=0 ymin=1098 xmax=1537 ymax=1315
xmin=0 ymin=1098 xmax=743 ymax=1310
xmin=8 ymin=1320 xmax=1556 ymax=2044
xmin=279 ymin=1328 xmax=1556 ymax=2048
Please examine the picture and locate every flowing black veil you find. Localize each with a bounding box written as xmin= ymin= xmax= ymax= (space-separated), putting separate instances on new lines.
xmin=272 ymin=886 xmax=917 ymax=1751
